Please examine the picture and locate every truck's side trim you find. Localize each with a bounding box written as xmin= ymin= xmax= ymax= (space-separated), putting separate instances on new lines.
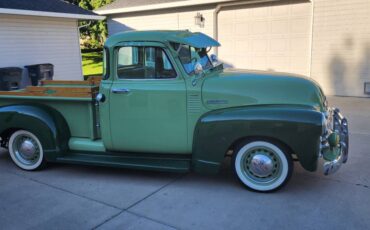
xmin=0 ymin=104 xmax=70 ymax=160
xmin=69 ymin=138 xmax=106 ymax=152
xmin=192 ymin=105 xmax=323 ymax=173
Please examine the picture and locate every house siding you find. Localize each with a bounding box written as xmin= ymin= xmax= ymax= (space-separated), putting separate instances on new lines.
xmin=0 ymin=14 xmax=83 ymax=81
xmin=107 ymin=7 xmax=214 ymax=39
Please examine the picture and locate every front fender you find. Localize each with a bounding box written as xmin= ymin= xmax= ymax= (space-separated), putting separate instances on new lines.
xmin=192 ymin=105 xmax=323 ymax=173
xmin=0 ymin=104 xmax=70 ymax=161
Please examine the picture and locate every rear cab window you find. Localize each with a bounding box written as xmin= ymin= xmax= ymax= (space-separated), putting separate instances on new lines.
xmin=103 ymin=47 xmax=109 ymax=79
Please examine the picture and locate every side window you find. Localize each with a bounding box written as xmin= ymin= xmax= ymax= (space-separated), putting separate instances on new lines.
xmin=145 ymin=47 xmax=155 ymax=68
xmin=118 ymin=47 xmax=139 ymax=66
xmin=117 ymin=46 xmax=177 ymax=79
xmin=162 ymin=52 xmax=173 ymax=70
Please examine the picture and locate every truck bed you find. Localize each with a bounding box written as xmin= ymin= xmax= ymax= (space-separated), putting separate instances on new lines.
xmin=0 ymin=77 xmax=102 ymax=140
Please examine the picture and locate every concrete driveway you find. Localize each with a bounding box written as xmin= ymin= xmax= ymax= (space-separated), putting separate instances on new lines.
xmin=0 ymin=96 xmax=369 ymax=230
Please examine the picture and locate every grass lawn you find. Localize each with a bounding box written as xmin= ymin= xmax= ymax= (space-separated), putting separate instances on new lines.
xmin=82 ymin=51 xmax=103 ymax=76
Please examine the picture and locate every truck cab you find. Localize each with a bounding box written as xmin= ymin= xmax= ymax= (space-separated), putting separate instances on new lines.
xmin=0 ymin=31 xmax=349 ymax=192
xmin=98 ymin=31 xmax=222 ymax=155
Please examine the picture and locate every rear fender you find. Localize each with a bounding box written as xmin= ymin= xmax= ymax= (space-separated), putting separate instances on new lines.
xmin=0 ymin=104 xmax=70 ymax=161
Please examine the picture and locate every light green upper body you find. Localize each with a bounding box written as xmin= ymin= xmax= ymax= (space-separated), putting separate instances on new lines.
xmin=99 ymin=30 xmax=327 ymax=154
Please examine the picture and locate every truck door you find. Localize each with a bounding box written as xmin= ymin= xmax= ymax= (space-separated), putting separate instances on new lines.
xmin=109 ymin=43 xmax=188 ymax=154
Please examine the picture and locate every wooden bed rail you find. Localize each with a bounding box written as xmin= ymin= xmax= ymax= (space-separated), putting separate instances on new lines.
xmin=0 ymin=76 xmax=101 ymax=98
xmin=40 ymin=76 xmax=102 ymax=86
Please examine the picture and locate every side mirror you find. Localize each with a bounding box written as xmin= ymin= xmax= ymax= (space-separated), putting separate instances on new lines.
xmin=210 ymin=54 xmax=218 ymax=65
xmin=192 ymin=62 xmax=204 ymax=86
xmin=194 ymin=62 xmax=203 ymax=75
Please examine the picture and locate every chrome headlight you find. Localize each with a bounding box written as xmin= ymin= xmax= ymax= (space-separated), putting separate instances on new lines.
xmin=323 ymin=97 xmax=328 ymax=109
xmin=322 ymin=108 xmax=335 ymax=135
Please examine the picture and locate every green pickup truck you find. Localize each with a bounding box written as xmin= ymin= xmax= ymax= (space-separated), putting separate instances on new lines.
xmin=0 ymin=31 xmax=349 ymax=192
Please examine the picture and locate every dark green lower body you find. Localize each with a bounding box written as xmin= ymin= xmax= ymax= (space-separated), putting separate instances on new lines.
xmin=50 ymin=151 xmax=192 ymax=173
xmin=192 ymin=105 xmax=324 ymax=173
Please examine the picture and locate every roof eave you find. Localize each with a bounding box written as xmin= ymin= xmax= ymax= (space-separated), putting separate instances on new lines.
xmin=0 ymin=8 xmax=105 ymax=20
xmin=95 ymin=0 xmax=236 ymax=15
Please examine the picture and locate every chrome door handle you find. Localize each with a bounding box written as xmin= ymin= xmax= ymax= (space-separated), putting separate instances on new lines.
xmin=112 ymin=88 xmax=130 ymax=94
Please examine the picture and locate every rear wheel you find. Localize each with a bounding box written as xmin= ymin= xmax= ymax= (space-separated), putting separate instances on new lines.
xmin=233 ymin=140 xmax=293 ymax=192
xmin=8 ymin=130 xmax=46 ymax=171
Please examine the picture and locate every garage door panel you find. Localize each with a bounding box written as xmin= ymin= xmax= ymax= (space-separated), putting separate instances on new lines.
xmin=291 ymin=18 xmax=311 ymax=33
xmin=235 ymin=22 xmax=251 ymax=35
xmin=291 ymin=3 xmax=312 ymax=16
xmin=234 ymin=55 xmax=251 ymax=68
xmin=235 ymin=40 xmax=250 ymax=53
xmin=290 ymin=37 xmax=311 ymax=55
xmin=252 ymin=57 xmax=268 ymax=69
xmin=271 ymin=5 xmax=290 ymax=16
xmin=252 ymin=39 xmax=268 ymax=52
xmin=290 ymin=54 xmax=308 ymax=65
xmin=271 ymin=20 xmax=290 ymax=34
xmin=269 ymin=56 xmax=290 ymax=69
xmin=251 ymin=21 xmax=269 ymax=34
xmin=220 ymin=9 xmax=235 ymax=19
xmin=270 ymin=38 xmax=289 ymax=52
xmin=251 ymin=6 xmax=270 ymax=18
xmin=218 ymin=2 xmax=312 ymax=76
xmin=218 ymin=24 xmax=234 ymax=40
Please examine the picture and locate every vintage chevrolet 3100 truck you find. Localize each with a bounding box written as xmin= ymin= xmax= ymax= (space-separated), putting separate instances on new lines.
xmin=0 ymin=31 xmax=349 ymax=192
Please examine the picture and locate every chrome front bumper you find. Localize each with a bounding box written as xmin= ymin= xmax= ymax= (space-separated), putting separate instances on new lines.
xmin=320 ymin=108 xmax=349 ymax=175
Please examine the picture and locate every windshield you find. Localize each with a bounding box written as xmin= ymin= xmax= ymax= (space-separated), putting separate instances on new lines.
xmin=172 ymin=43 xmax=213 ymax=74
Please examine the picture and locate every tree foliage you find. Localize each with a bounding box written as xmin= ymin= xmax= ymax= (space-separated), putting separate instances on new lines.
xmin=64 ymin=0 xmax=114 ymax=49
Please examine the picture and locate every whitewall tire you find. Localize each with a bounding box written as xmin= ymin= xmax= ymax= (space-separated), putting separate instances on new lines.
xmin=233 ymin=140 xmax=293 ymax=192
xmin=8 ymin=130 xmax=45 ymax=171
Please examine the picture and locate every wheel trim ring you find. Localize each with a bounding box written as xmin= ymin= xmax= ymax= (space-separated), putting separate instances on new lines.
xmin=235 ymin=141 xmax=289 ymax=191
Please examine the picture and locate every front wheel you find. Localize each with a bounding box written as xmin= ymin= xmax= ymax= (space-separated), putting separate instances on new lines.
xmin=233 ymin=140 xmax=293 ymax=192
xmin=8 ymin=130 xmax=46 ymax=171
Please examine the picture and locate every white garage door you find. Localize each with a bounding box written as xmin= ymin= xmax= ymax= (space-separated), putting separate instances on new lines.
xmin=218 ymin=2 xmax=312 ymax=76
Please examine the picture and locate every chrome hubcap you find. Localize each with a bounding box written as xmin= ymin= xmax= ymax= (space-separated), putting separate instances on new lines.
xmin=19 ymin=140 xmax=37 ymax=159
xmin=241 ymin=147 xmax=282 ymax=184
xmin=250 ymin=154 xmax=274 ymax=177
xmin=13 ymin=135 xmax=40 ymax=165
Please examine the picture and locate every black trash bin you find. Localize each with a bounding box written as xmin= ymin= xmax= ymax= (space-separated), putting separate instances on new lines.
xmin=25 ymin=63 xmax=54 ymax=86
xmin=0 ymin=67 xmax=23 ymax=91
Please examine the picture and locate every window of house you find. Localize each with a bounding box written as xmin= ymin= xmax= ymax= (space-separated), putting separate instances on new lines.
xmin=117 ymin=46 xmax=177 ymax=79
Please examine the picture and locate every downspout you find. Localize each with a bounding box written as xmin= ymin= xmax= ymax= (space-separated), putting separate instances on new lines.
xmin=213 ymin=0 xmax=281 ymax=55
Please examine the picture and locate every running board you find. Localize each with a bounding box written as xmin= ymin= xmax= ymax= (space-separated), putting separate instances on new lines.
xmin=56 ymin=152 xmax=191 ymax=173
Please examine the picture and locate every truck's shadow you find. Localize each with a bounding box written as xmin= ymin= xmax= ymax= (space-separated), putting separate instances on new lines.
xmin=0 ymin=148 xmax=321 ymax=193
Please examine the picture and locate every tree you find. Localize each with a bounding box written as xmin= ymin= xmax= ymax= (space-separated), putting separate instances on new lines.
xmin=64 ymin=0 xmax=114 ymax=48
